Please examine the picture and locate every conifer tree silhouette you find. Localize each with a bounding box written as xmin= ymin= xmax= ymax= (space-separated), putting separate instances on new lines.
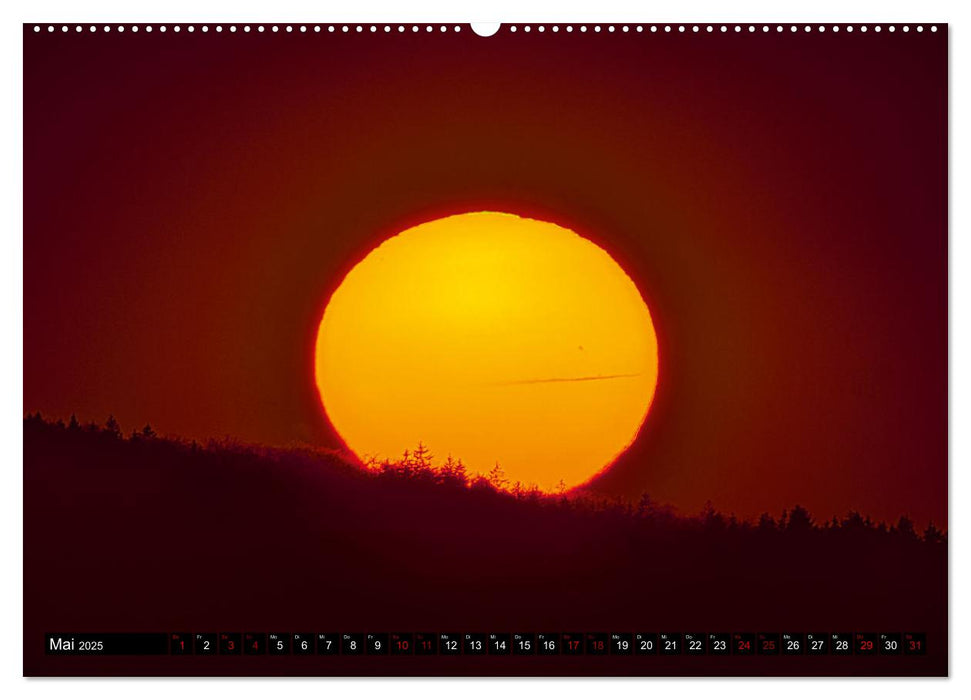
xmin=896 ymin=515 xmax=917 ymax=539
xmin=787 ymin=505 xmax=813 ymax=533
xmin=487 ymin=462 xmax=508 ymax=490
xmin=923 ymin=522 xmax=945 ymax=544
xmin=104 ymin=415 xmax=121 ymax=438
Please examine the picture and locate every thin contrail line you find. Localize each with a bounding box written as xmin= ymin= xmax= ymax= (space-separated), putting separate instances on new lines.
xmin=489 ymin=372 xmax=643 ymax=386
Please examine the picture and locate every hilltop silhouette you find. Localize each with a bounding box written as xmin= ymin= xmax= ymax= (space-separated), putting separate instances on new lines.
xmin=24 ymin=414 xmax=946 ymax=676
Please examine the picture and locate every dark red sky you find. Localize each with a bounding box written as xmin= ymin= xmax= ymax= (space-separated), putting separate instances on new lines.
xmin=24 ymin=25 xmax=947 ymax=526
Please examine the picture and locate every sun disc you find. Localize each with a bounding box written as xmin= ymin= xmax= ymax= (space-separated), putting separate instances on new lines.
xmin=315 ymin=211 xmax=658 ymax=492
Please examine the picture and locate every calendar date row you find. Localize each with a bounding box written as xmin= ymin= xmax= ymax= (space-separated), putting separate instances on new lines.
xmin=47 ymin=632 xmax=926 ymax=656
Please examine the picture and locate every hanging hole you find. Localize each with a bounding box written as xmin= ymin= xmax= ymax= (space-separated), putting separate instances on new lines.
xmin=471 ymin=22 xmax=500 ymax=37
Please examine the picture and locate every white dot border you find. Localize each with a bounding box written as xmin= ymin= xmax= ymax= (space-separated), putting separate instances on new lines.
xmin=29 ymin=23 xmax=942 ymax=35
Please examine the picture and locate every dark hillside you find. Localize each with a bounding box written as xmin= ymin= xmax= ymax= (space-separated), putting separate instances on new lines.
xmin=24 ymin=416 xmax=946 ymax=676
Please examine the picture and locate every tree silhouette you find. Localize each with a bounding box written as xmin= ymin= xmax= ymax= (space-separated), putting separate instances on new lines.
xmin=757 ymin=512 xmax=776 ymax=533
xmin=412 ymin=442 xmax=433 ymax=470
xmin=923 ymin=522 xmax=945 ymax=544
xmin=438 ymin=455 xmax=468 ymax=487
xmin=787 ymin=504 xmax=813 ymax=533
xmin=469 ymin=474 xmax=492 ymax=491
xmin=896 ymin=515 xmax=917 ymax=540
xmin=487 ymin=462 xmax=509 ymax=490
xmin=104 ymin=415 xmax=121 ymax=438
xmin=701 ymin=500 xmax=726 ymax=531
xmin=842 ymin=510 xmax=866 ymax=531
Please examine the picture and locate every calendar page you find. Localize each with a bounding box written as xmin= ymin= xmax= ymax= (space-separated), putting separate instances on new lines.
xmin=23 ymin=21 xmax=947 ymax=677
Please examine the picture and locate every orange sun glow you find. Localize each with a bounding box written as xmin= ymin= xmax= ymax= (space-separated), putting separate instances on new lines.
xmin=314 ymin=211 xmax=659 ymax=492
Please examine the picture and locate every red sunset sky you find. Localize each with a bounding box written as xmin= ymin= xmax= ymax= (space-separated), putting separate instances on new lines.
xmin=24 ymin=25 xmax=947 ymax=526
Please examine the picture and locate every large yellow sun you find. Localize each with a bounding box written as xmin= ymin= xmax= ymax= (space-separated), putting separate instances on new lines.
xmin=314 ymin=212 xmax=658 ymax=492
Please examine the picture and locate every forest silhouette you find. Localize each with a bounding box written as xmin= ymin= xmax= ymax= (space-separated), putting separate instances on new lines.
xmin=24 ymin=413 xmax=946 ymax=676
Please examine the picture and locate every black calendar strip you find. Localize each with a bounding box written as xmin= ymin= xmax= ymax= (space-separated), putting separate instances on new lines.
xmin=46 ymin=632 xmax=926 ymax=656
